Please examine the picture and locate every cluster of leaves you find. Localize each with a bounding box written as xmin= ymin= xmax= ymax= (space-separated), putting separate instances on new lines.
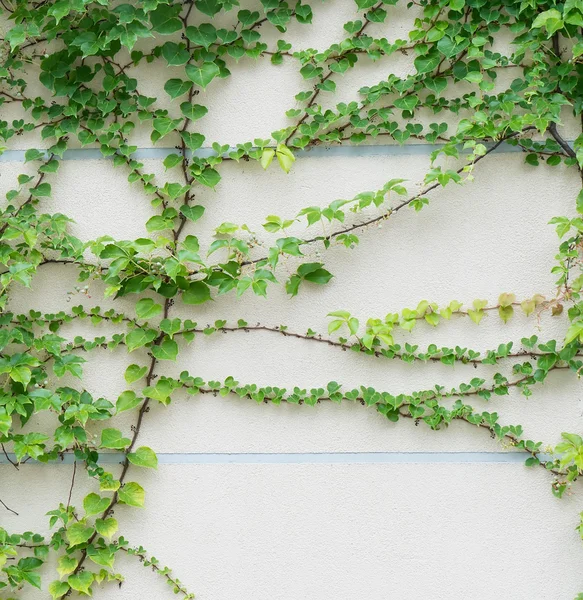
xmin=326 ymin=292 xmax=550 ymax=346
xmin=1 ymin=0 xmax=583 ymax=598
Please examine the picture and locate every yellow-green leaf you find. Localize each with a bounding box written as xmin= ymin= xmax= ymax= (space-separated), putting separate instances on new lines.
xmin=275 ymin=144 xmax=295 ymax=173
xmin=49 ymin=580 xmax=70 ymax=599
xmin=68 ymin=571 xmax=94 ymax=595
xmin=261 ymin=148 xmax=275 ymax=170
xmin=95 ymin=517 xmax=118 ymax=539
xmin=57 ymin=555 xmax=78 ymax=579
xmin=66 ymin=522 xmax=94 ymax=547
xmin=498 ymin=305 xmax=514 ymax=323
xmin=118 ymin=482 xmax=145 ymax=507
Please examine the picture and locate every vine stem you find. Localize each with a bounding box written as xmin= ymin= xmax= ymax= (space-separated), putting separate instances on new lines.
xmin=0 ymin=154 xmax=55 ymax=236
xmin=0 ymin=497 xmax=18 ymax=516
xmin=1 ymin=4 xmax=582 ymax=597
xmin=395 ymin=410 xmax=562 ymax=476
xmin=184 ymin=363 xmax=570 ymax=476
xmin=118 ymin=545 xmax=194 ymax=599
xmin=63 ymin=299 xmax=171 ymax=590
xmin=2 ymin=442 xmax=18 ymax=469
xmin=64 ymin=57 xmax=197 ymax=586
xmin=239 ymin=126 xmax=537 ymax=270
xmin=547 ymin=33 xmax=581 ymax=182
xmin=284 ymin=1 xmax=383 ymax=146
xmin=32 ymin=309 xmax=582 ymax=370
xmin=28 ymin=127 xmax=537 ymax=280
xmin=190 ymin=364 xmax=569 ymax=405
xmin=66 ymin=460 xmax=77 ymax=511
xmin=178 ymin=323 xmax=581 ymax=366
xmin=302 ymin=128 xmax=536 ymax=243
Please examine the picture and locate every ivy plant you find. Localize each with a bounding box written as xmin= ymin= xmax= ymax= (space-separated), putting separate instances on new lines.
xmin=1 ymin=0 xmax=583 ymax=597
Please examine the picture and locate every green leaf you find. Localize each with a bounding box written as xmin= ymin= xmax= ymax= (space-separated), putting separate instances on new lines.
xmin=186 ymin=23 xmax=217 ymax=49
xmin=194 ymin=167 xmax=221 ymax=188
xmin=299 ymin=63 xmax=321 ymax=80
xmin=6 ymin=24 xmax=26 ymax=50
xmin=0 ymin=411 xmax=10 ymax=436
xmin=39 ymin=159 xmax=60 ymax=173
xmin=537 ymin=353 xmax=558 ymax=371
xmin=287 ymin=262 xmax=333 ymax=295
xmin=328 ymin=319 xmax=344 ymax=334
xmin=118 ymin=482 xmax=145 ymax=507
xmin=143 ymin=379 xmax=174 ymax=404
xmin=164 ymin=79 xmax=192 ymax=99
xmin=150 ymin=4 xmax=182 ymax=34
xmin=153 ymin=117 xmax=181 ymax=137
xmin=303 ymin=267 xmax=333 ymax=285
xmin=327 ymin=310 xmax=351 ymax=319
xmin=135 ymin=298 xmax=163 ymax=320
xmin=356 ymin=0 xmax=376 ymax=8
xmin=128 ymin=446 xmax=158 ymax=469
xmin=31 ymin=183 xmax=52 ymax=197
xmin=180 ymin=103 xmax=208 ymax=121
xmin=180 ymin=204 xmax=205 ymax=222
xmin=185 ymin=62 xmax=220 ymax=89
xmin=181 ymin=131 xmax=206 ymax=150
xmin=183 ymin=281 xmax=211 ymax=304
xmin=164 ymin=154 xmax=183 ymax=170
xmin=525 ymin=153 xmax=539 ymax=166
xmin=161 ymin=42 xmax=189 ymax=66
xmin=577 ymin=189 xmax=583 ymax=215
xmin=124 ymin=364 xmax=148 ymax=384
xmin=531 ymin=9 xmax=564 ymax=34
xmin=83 ymin=493 xmax=110 ymax=517
xmin=414 ymin=52 xmax=440 ymax=74
xmin=498 ymin=292 xmax=516 ymax=307
xmin=196 ymin=0 xmax=221 ymax=16
xmin=25 ymin=148 xmax=45 ymax=162
xmin=10 ymin=365 xmax=31 ymax=387
xmin=285 ymin=275 xmax=302 ymax=297
xmin=151 ymin=337 xmax=178 ymax=360
xmin=126 ymin=328 xmax=157 ymax=352
xmin=521 ymin=299 xmax=535 ymax=316
xmin=116 ymin=390 xmax=142 ymax=414
xmin=87 ymin=548 xmax=115 ymax=569
xmin=565 ymin=321 xmax=583 ymax=344
xmin=182 ymin=234 xmax=201 ymax=252
xmin=394 ymin=96 xmax=419 ymax=111
xmin=100 ymin=428 xmax=131 ymax=450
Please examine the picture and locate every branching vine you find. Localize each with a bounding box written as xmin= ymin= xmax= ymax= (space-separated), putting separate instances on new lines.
xmin=1 ymin=0 xmax=583 ymax=597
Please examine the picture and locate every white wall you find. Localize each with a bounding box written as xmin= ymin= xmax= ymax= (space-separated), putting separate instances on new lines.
xmin=2 ymin=2 xmax=583 ymax=599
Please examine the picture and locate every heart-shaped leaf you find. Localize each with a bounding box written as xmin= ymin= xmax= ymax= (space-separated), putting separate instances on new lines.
xmin=128 ymin=446 xmax=158 ymax=469
xmin=185 ymin=62 xmax=220 ymax=89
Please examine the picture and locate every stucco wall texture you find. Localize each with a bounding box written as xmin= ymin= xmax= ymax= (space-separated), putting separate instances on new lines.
xmin=2 ymin=1 xmax=583 ymax=599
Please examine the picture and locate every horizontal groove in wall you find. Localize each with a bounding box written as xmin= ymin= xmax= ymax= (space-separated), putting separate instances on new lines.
xmin=0 ymin=451 xmax=534 ymax=465
xmin=0 ymin=140 xmax=560 ymax=163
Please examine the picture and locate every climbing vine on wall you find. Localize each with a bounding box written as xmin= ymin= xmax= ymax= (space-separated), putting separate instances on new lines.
xmin=1 ymin=0 xmax=583 ymax=597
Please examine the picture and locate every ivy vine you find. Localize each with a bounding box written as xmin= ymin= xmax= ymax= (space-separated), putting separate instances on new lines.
xmin=1 ymin=0 xmax=583 ymax=597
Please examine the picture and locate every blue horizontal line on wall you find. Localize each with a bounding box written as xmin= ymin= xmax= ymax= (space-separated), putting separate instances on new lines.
xmin=0 ymin=451 xmax=533 ymax=465
xmin=0 ymin=140 xmax=555 ymax=163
